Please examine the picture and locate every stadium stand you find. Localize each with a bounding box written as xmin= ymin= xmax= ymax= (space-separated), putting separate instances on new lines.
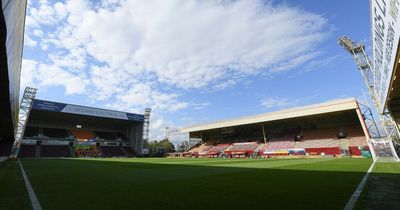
xmin=348 ymin=146 xmax=361 ymax=156
xmin=23 ymin=126 xmax=40 ymax=138
xmin=41 ymin=145 xmax=71 ymax=157
xmin=71 ymin=129 xmax=96 ymax=141
xmin=301 ymin=128 xmax=338 ymax=140
xmin=35 ymin=145 xmax=41 ymax=157
xmin=187 ymin=126 xmax=368 ymax=157
xmin=18 ymin=99 xmax=144 ymax=157
xmin=77 ymin=150 xmax=97 ymax=157
xmin=262 ymin=129 xmax=298 ymax=150
xmin=122 ymin=147 xmax=136 ymax=157
xmin=255 ymin=143 xmax=265 ymax=152
xmin=263 ymin=139 xmax=294 ymax=150
xmin=95 ymin=131 xmax=117 ymax=140
xmin=227 ymin=142 xmax=258 ymax=153
xmin=223 ymin=142 xmax=259 ymax=158
xmin=42 ymin=128 xmax=70 ymax=139
xmin=348 ymin=136 xmax=367 ymax=146
xmin=346 ymin=125 xmax=365 ymax=137
xmin=181 ymin=99 xmax=374 ymax=158
xmin=100 ymin=146 xmax=126 ymax=157
xmin=294 ymin=139 xmax=340 ymax=149
xmin=185 ymin=141 xmax=202 ymax=153
xmin=208 ymin=144 xmax=230 ymax=156
xmin=188 ymin=143 xmax=213 ymax=155
xmin=75 ymin=145 xmax=101 ymax=157
xmin=115 ymin=133 xmax=128 ymax=140
xmin=19 ymin=144 xmax=36 ymax=157
xmin=0 ymin=141 xmax=13 ymax=156
xmin=293 ymin=126 xmax=367 ymax=149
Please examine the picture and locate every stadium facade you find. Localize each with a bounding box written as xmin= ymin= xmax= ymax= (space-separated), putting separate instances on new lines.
xmin=17 ymin=99 xmax=145 ymax=158
xmin=0 ymin=0 xmax=27 ymax=155
xmin=371 ymin=0 xmax=400 ymax=125
xmin=181 ymin=98 xmax=373 ymax=158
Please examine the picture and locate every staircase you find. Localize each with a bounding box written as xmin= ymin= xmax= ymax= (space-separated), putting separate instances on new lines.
xmin=224 ymin=144 xmax=233 ymax=152
xmin=69 ymin=146 xmax=76 ymax=157
xmin=35 ymin=145 xmax=41 ymax=158
xmin=120 ymin=147 xmax=129 ymax=157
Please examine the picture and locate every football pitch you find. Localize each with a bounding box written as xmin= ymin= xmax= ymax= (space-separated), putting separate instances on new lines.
xmin=2 ymin=157 xmax=399 ymax=210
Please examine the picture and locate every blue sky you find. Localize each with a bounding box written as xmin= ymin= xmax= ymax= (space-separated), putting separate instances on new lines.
xmin=21 ymin=0 xmax=372 ymax=141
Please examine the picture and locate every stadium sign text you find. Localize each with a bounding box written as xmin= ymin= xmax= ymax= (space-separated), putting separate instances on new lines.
xmin=32 ymin=99 xmax=144 ymax=122
xmin=372 ymin=0 xmax=400 ymax=113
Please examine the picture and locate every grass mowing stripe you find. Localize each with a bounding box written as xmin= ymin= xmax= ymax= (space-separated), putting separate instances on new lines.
xmin=76 ymin=157 xmax=335 ymax=169
xmin=18 ymin=160 xmax=42 ymax=210
xmin=355 ymin=161 xmax=400 ymax=209
xmin=0 ymin=160 xmax=32 ymax=210
xmin=344 ymin=161 xmax=375 ymax=210
xmin=21 ymin=158 xmax=372 ymax=210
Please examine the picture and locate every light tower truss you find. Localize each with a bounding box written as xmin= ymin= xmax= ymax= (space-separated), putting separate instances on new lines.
xmin=165 ymin=128 xmax=194 ymax=152
xmin=358 ymin=103 xmax=381 ymax=139
xmin=338 ymin=36 xmax=399 ymax=160
xmin=139 ymin=108 xmax=151 ymax=154
xmin=11 ymin=87 xmax=38 ymax=158
xmin=165 ymin=127 xmax=180 ymax=140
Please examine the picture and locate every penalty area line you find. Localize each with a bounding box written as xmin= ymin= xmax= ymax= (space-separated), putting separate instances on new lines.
xmin=343 ymin=161 xmax=375 ymax=210
xmin=18 ymin=159 xmax=43 ymax=210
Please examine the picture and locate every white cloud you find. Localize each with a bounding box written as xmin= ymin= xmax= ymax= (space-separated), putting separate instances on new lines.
xmin=20 ymin=59 xmax=38 ymax=88
xmin=191 ymin=102 xmax=211 ymax=110
xmin=261 ymin=97 xmax=291 ymax=109
xmin=108 ymin=83 xmax=188 ymax=113
xmin=23 ymin=0 xmax=331 ymax=139
xmin=89 ymin=65 xmax=134 ymax=100
xmin=261 ymin=95 xmax=319 ymax=110
xmin=28 ymin=1 xmax=58 ymax=26
xmin=24 ymin=34 xmax=37 ymax=47
xmin=303 ymin=53 xmax=344 ymax=72
xmin=20 ymin=59 xmax=88 ymax=95
xmin=26 ymin=0 xmax=329 ymax=87
xmin=149 ymin=113 xmax=170 ymax=140
xmin=32 ymin=29 xmax=44 ymax=37
xmin=35 ymin=63 xmax=88 ymax=94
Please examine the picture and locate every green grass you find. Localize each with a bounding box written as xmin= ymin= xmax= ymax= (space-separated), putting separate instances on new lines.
xmin=0 ymin=160 xmax=32 ymax=210
xmin=356 ymin=161 xmax=400 ymax=210
xmin=18 ymin=158 xmax=373 ymax=210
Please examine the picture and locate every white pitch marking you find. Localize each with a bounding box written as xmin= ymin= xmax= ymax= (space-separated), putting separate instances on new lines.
xmin=343 ymin=161 xmax=375 ymax=210
xmin=18 ymin=160 xmax=43 ymax=210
